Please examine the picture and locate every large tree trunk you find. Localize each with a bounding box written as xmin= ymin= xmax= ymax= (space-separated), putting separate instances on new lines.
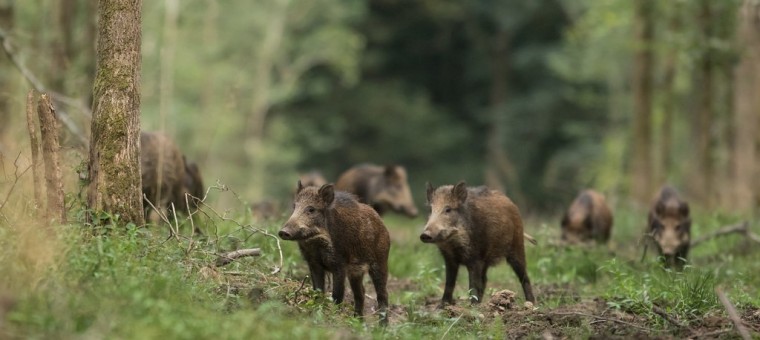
xmin=696 ymin=0 xmax=715 ymax=207
xmin=87 ymin=0 xmax=144 ymax=225
xmin=731 ymin=0 xmax=760 ymax=211
xmin=659 ymin=13 xmax=680 ymax=184
xmin=0 ymin=0 xmax=12 ymax=136
xmin=631 ymin=0 xmax=655 ymax=204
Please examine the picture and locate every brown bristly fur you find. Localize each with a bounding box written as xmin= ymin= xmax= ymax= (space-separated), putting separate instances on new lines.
xmin=647 ymin=186 xmax=691 ymax=270
xmin=279 ymin=182 xmax=391 ymax=324
xmin=560 ymin=190 xmax=613 ymax=244
xmin=421 ymin=182 xmax=535 ymax=305
xmin=335 ymin=164 xmax=418 ymax=217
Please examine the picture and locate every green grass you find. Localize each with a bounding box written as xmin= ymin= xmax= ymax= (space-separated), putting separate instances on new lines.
xmin=1 ymin=191 xmax=758 ymax=339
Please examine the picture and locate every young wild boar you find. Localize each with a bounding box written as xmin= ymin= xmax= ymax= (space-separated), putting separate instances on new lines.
xmin=421 ymin=182 xmax=535 ymax=305
xmin=278 ymin=182 xmax=391 ymax=323
xmin=560 ymin=190 xmax=613 ymax=244
xmin=648 ymin=186 xmax=691 ymax=269
xmin=335 ymin=164 xmax=418 ymax=218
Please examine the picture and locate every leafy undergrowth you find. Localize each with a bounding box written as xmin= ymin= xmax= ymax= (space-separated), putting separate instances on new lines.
xmin=1 ymin=191 xmax=759 ymax=339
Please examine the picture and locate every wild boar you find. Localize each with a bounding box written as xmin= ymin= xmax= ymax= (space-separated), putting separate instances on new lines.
xmin=335 ymin=164 xmax=418 ymax=217
xmin=648 ymin=186 xmax=691 ymax=269
xmin=140 ymin=132 xmax=205 ymax=224
xmin=421 ymin=182 xmax=535 ymax=305
xmin=140 ymin=131 xmax=186 ymax=220
xmin=560 ymin=190 xmax=613 ymax=244
xmin=279 ymin=182 xmax=390 ymax=323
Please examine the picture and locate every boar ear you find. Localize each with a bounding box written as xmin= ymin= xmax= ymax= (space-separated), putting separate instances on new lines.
xmin=426 ymin=182 xmax=435 ymax=203
xmin=452 ymin=181 xmax=468 ymax=204
xmin=384 ymin=165 xmax=400 ymax=179
xmin=318 ymin=184 xmax=335 ymax=206
xmin=296 ymin=180 xmax=305 ymax=193
xmin=679 ymin=201 xmax=689 ymax=217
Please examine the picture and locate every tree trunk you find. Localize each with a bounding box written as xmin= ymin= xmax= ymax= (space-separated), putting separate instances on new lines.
xmin=731 ymin=0 xmax=760 ymax=211
xmin=0 ymin=0 xmax=12 ymax=136
xmin=696 ymin=0 xmax=715 ymax=207
xmin=659 ymin=14 xmax=680 ymax=184
xmin=87 ymin=0 xmax=144 ymax=226
xmin=484 ymin=30 xmax=524 ymax=203
xmin=37 ymin=94 xmax=65 ymax=223
xmin=631 ymin=0 xmax=655 ymax=204
xmin=84 ymin=0 xmax=97 ymax=109
xmin=51 ymin=0 xmax=75 ymax=93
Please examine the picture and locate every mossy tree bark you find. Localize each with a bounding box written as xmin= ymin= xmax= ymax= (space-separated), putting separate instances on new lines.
xmin=87 ymin=0 xmax=144 ymax=226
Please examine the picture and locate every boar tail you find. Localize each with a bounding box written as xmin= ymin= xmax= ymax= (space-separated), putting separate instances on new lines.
xmin=523 ymin=232 xmax=537 ymax=246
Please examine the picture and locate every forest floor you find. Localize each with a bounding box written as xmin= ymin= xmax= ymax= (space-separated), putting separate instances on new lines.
xmin=1 ymin=186 xmax=759 ymax=339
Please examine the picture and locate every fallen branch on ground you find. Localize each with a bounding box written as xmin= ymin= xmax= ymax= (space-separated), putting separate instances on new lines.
xmin=215 ymin=248 xmax=261 ymax=267
xmin=691 ymin=221 xmax=760 ymax=248
xmin=651 ymin=305 xmax=685 ymax=328
xmin=716 ymin=287 xmax=752 ymax=340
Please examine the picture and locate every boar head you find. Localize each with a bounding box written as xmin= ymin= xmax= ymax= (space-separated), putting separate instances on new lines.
xmin=279 ymin=181 xmax=334 ymax=241
xmin=420 ymin=182 xmax=468 ymax=243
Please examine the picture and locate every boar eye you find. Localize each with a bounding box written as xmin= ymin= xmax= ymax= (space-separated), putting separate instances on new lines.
xmin=444 ymin=206 xmax=452 ymax=213
xmin=306 ymin=206 xmax=316 ymax=214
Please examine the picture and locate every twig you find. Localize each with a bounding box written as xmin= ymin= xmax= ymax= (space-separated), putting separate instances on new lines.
xmin=0 ymin=27 xmax=88 ymax=146
xmin=691 ymin=222 xmax=753 ymax=247
xmin=142 ymin=193 xmax=178 ymax=241
xmin=440 ymin=312 xmax=464 ymax=340
xmin=215 ymin=248 xmax=262 ymax=267
xmin=690 ymin=328 xmax=732 ymax=339
xmin=291 ymin=275 xmax=309 ymax=305
xmin=715 ymin=287 xmax=752 ymax=340
xmin=651 ymin=305 xmax=685 ymax=328
xmin=548 ymin=312 xmax=653 ymax=332
xmin=0 ymin=152 xmax=31 ymax=213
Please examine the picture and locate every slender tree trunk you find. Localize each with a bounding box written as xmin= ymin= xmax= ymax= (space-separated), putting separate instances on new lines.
xmin=87 ymin=0 xmax=144 ymax=225
xmin=631 ymin=0 xmax=655 ymax=204
xmin=696 ymin=0 xmax=715 ymax=207
xmin=38 ymin=94 xmax=65 ymax=223
xmin=484 ymin=30 xmax=524 ymax=203
xmin=51 ymin=0 xmax=75 ymax=93
xmin=0 ymin=0 xmax=12 ymax=136
xmin=659 ymin=14 xmax=680 ymax=184
xmin=731 ymin=0 xmax=760 ymax=211
xmin=84 ymin=0 xmax=97 ymax=109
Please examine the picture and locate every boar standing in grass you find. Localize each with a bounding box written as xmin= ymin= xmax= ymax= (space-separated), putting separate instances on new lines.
xmin=335 ymin=164 xmax=418 ymax=218
xmin=141 ymin=132 xmax=205 ymax=222
xmin=560 ymin=190 xmax=613 ymax=244
xmin=648 ymin=186 xmax=691 ymax=269
xmin=279 ymin=182 xmax=390 ymax=324
xmin=420 ymin=182 xmax=535 ymax=305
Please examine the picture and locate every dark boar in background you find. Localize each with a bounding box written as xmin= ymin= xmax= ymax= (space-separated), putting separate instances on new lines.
xmin=420 ymin=182 xmax=535 ymax=305
xmin=335 ymin=164 xmax=418 ymax=217
xmin=560 ymin=190 xmax=613 ymax=244
xmin=648 ymin=186 xmax=691 ymax=269
xmin=278 ymin=182 xmax=390 ymax=324
xmin=141 ymin=132 xmax=204 ymax=221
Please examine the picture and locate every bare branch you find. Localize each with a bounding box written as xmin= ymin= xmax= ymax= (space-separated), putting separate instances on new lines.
xmin=0 ymin=27 xmax=89 ymax=146
xmin=0 ymin=152 xmax=31 ymax=213
xmin=691 ymin=221 xmax=760 ymax=247
xmin=651 ymin=305 xmax=685 ymax=328
xmin=215 ymin=248 xmax=262 ymax=267
xmin=716 ymin=287 xmax=752 ymax=340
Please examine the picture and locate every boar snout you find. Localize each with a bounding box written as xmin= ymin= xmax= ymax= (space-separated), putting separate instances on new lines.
xmin=279 ymin=222 xmax=298 ymax=240
xmin=420 ymin=231 xmax=434 ymax=243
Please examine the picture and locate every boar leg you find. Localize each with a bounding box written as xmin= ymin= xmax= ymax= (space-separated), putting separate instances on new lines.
xmin=467 ymin=262 xmax=486 ymax=304
xmin=441 ymin=254 xmax=459 ymax=306
xmin=369 ymin=263 xmax=389 ymax=325
xmin=348 ymin=273 xmax=365 ymax=318
xmin=308 ymin=265 xmax=326 ymax=292
xmin=332 ymin=267 xmax=346 ymax=305
xmin=507 ymin=252 xmax=535 ymax=303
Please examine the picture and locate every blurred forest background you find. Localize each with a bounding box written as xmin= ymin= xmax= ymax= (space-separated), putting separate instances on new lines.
xmin=1 ymin=0 xmax=759 ymax=214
